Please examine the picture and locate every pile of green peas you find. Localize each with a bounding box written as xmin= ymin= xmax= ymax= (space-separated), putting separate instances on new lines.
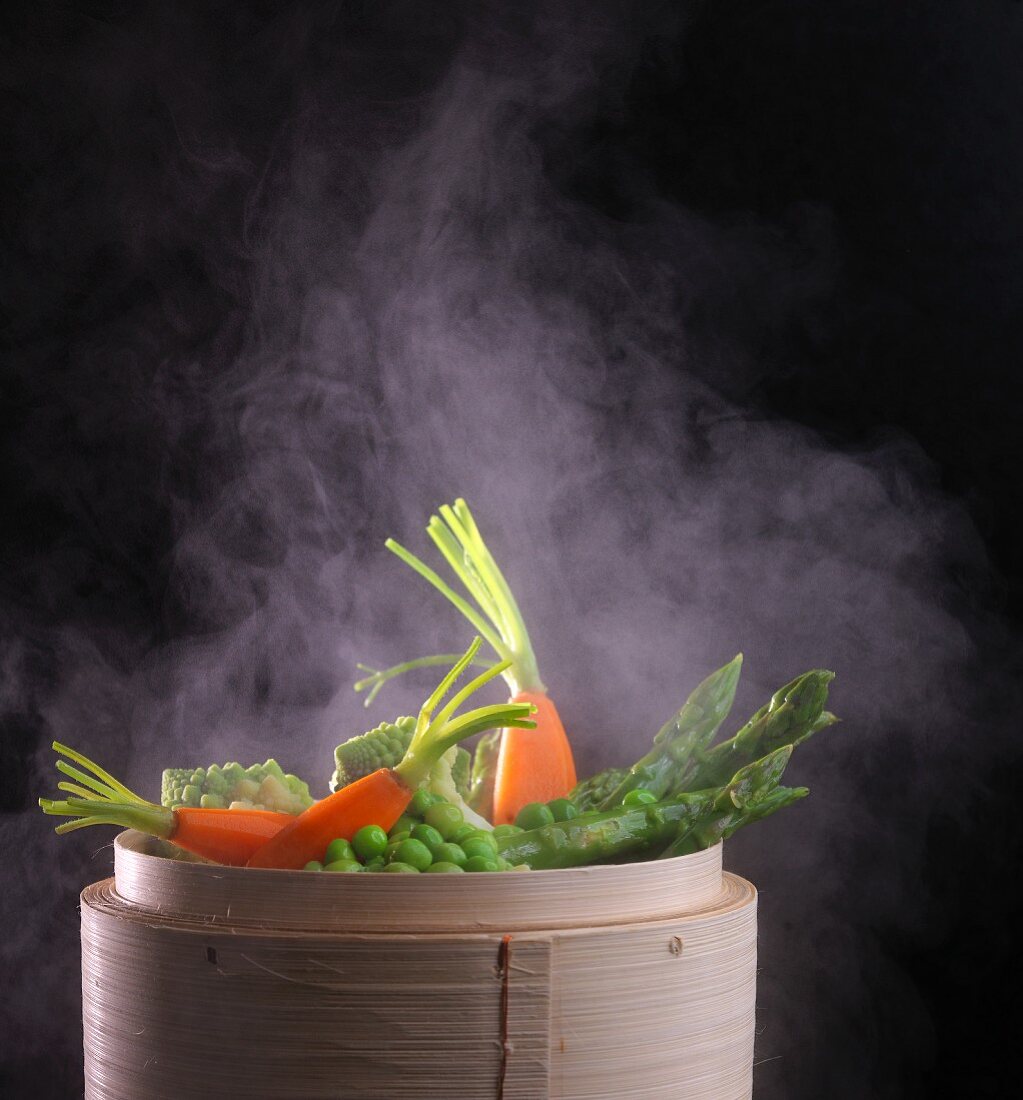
xmin=302 ymin=787 xmax=659 ymax=874
xmin=301 ymin=789 xmax=532 ymax=874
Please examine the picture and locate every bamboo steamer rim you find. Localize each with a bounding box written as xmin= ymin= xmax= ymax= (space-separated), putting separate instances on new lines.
xmin=111 ymin=829 xmax=736 ymax=933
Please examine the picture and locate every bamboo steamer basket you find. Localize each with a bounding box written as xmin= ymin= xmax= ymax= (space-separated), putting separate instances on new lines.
xmin=80 ymin=830 xmax=758 ymax=1099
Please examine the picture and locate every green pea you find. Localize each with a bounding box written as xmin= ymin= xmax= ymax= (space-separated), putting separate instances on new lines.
xmin=491 ymin=824 xmax=524 ymax=839
xmin=515 ymin=802 xmax=555 ymax=830
xmin=622 ymin=788 xmax=658 ymax=806
xmin=450 ymin=824 xmax=477 ymax=845
xmin=382 ymin=861 xmax=420 ymax=873
xmin=462 ymin=829 xmax=499 ymax=853
xmin=352 ymin=824 xmax=389 ymax=861
xmin=547 ymin=798 xmax=579 ymax=821
xmin=423 ymin=802 xmax=464 ymax=839
xmin=432 ymin=842 xmax=467 ymax=867
xmin=464 ymin=855 xmax=499 ymax=873
xmin=390 ymin=815 xmax=417 ymax=837
xmin=393 ymin=838 xmax=433 ymax=871
xmin=363 ymin=859 xmax=386 ymax=872
xmin=409 ymin=790 xmax=441 ymax=817
xmin=303 ymin=860 xmax=323 ymax=872
xmin=324 ymin=859 xmax=363 ymax=873
xmin=426 ymin=861 xmax=465 ymax=873
xmin=410 ymin=823 xmax=445 ymax=851
xmin=324 ymin=838 xmax=355 ymax=864
xmin=461 ymin=837 xmax=498 ymax=861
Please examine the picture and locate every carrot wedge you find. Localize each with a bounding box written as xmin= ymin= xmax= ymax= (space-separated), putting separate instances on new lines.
xmin=492 ymin=690 xmax=577 ymax=825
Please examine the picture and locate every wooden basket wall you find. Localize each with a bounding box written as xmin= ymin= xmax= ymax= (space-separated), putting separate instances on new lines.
xmin=80 ymin=830 xmax=757 ymax=1099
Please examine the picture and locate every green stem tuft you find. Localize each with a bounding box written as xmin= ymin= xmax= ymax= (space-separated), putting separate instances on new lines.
xmin=38 ymin=743 xmax=174 ymax=839
xmin=394 ymin=638 xmax=536 ymax=791
xmin=386 ymin=499 xmax=544 ymax=695
xmin=354 ymin=653 xmax=497 ymax=707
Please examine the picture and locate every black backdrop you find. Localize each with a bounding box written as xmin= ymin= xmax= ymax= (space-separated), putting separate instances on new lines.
xmin=2 ymin=2 xmax=1022 ymax=1097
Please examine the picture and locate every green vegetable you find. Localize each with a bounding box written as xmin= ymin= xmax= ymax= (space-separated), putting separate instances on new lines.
xmin=462 ymin=836 xmax=498 ymax=861
xmin=352 ymin=825 xmax=388 ymax=861
xmin=677 ymin=669 xmax=836 ymax=794
xmin=497 ymin=748 xmax=793 ymax=870
xmin=468 ymin=729 xmax=502 ymax=817
xmin=383 ymin=862 xmax=420 ymax=873
xmin=392 ymin=838 xmax=433 ymax=871
xmin=424 ymin=801 xmax=464 ymax=839
xmin=662 ymin=783 xmax=809 ymax=859
xmin=432 ymin=842 xmax=468 ymax=866
xmin=465 ymin=855 xmax=499 ymax=872
xmin=597 ymin=655 xmax=743 ymax=810
xmin=569 ymin=767 xmax=629 ymax=813
xmin=354 ymin=653 xmax=497 ymax=708
xmin=304 ymin=860 xmax=323 ymax=872
xmin=410 ymin=823 xmax=445 ymax=851
xmin=161 ymin=760 xmax=313 ymax=815
xmin=427 ymin=861 xmax=465 ymax=873
xmin=324 ymin=838 xmax=355 ymax=864
xmin=547 ymin=798 xmax=578 ymax=822
xmin=622 ymin=788 xmax=657 ymax=806
xmin=330 ymin=717 xmax=416 ymax=792
xmin=514 ymin=801 xmax=555 ymax=830
xmin=324 ymin=859 xmax=363 ymax=873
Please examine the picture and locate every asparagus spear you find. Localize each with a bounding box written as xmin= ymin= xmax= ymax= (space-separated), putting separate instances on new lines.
xmin=498 ymin=744 xmax=788 ymax=870
xmin=661 ymin=747 xmax=804 ymax=858
xmin=676 ymin=668 xmax=835 ymax=794
xmin=661 ymin=784 xmax=808 ymax=858
xmin=570 ymin=766 xmax=630 ymax=812
xmin=596 ymin=655 xmax=744 ymax=810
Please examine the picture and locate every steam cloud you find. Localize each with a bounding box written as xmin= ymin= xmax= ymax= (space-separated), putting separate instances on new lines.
xmin=1 ymin=4 xmax=1017 ymax=1097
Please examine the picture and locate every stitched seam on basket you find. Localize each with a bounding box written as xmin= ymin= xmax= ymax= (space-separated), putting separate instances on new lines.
xmin=497 ymin=933 xmax=512 ymax=1100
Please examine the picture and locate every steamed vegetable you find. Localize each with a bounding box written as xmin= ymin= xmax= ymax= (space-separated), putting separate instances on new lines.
xmin=330 ymin=717 xmax=417 ymax=791
xmin=467 ymin=728 xmax=501 ymax=814
xmin=331 ymin=718 xmax=471 ymax=800
xmin=39 ymin=743 xmax=292 ymax=865
xmin=569 ymin=766 xmax=630 ymax=813
xmin=675 ymin=668 xmax=837 ymax=794
xmin=162 ymin=759 xmax=313 ymax=814
xmin=382 ymin=499 xmax=577 ymax=823
xmin=595 ymin=655 xmax=743 ymax=810
xmin=496 ymin=746 xmax=795 ymax=870
xmin=246 ymin=639 xmax=536 ymax=869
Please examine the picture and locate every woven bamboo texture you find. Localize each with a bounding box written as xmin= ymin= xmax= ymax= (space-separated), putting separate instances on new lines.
xmin=80 ymin=831 xmax=757 ymax=1099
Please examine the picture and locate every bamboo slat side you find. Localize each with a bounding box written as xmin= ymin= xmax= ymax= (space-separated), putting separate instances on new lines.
xmin=112 ymin=830 xmax=727 ymax=931
xmin=81 ymin=872 xmax=756 ymax=1100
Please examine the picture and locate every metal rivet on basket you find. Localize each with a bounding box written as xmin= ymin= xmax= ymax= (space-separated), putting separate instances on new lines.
xmin=669 ymin=936 xmax=684 ymax=955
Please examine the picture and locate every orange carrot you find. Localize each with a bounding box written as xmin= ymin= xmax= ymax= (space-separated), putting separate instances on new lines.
xmin=245 ymin=768 xmax=410 ymax=869
xmin=38 ymin=742 xmax=293 ymax=866
xmin=492 ymin=690 xmax=578 ymax=825
xmin=247 ymin=639 xmax=536 ymax=869
xmin=167 ymin=806 xmax=292 ymax=864
xmin=380 ymin=499 xmax=577 ymax=823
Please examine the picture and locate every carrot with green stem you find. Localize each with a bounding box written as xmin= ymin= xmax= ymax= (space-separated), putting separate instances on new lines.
xmin=379 ymin=499 xmax=576 ymax=825
xmin=39 ymin=744 xmax=293 ymax=865
xmin=247 ymin=637 xmax=535 ymax=868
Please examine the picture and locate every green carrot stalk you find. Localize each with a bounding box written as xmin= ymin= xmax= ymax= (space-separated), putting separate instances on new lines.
xmin=596 ymin=655 xmax=744 ymax=810
xmin=354 ymin=653 xmax=497 ymax=708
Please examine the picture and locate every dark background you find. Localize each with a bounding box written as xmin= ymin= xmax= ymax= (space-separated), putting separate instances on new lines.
xmin=2 ymin=2 xmax=1022 ymax=1097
